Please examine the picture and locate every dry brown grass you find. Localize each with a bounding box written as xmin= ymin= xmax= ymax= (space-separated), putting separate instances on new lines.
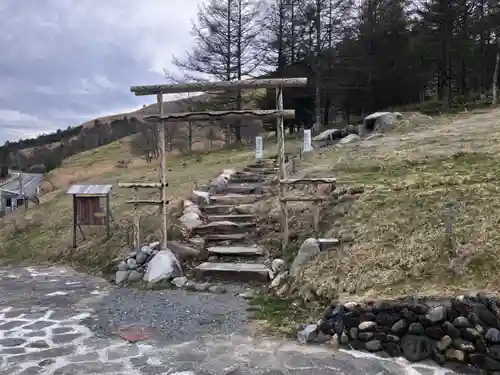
xmin=291 ymin=108 xmax=500 ymax=300
xmin=0 ymin=136 xmax=266 ymax=271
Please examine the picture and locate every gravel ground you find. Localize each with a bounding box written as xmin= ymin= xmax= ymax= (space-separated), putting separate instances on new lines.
xmin=88 ymin=285 xmax=251 ymax=343
xmin=0 ymin=265 xmax=467 ymax=375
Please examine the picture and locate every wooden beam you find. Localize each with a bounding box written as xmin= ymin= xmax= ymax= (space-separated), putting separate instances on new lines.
xmin=276 ymin=85 xmax=288 ymax=252
xmin=279 ymin=196 xmax=328 ymax=202
xmin=119 ymin=182 xmax=167 ymax=189
xmin=126 ymin=199 xmax=168 ymax=205
xmin=72 ymin=194 xmax=77 ymax=249
xmin=158 ymin=92 xmax=168 ymax=252
xmin=133 ymin=187 xmax=139 ymax=250
xmin=280 ymin=177 xmax=336 ymax=185
xmin=143 ymin=109 xmax=295 ymax=123
xmin=130 ymin=78 xmax=308 ymax=96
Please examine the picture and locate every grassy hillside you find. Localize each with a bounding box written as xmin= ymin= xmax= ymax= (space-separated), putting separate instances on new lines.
xmin=0 ymin=136 xmax=273 ymax=270
xmin=2 ymin=88 xmax=267 ymax=173
xmin=4 ymin=104 xmax=500 ymax=301
xmin=282 ymin=108 xmax=500 ymax=300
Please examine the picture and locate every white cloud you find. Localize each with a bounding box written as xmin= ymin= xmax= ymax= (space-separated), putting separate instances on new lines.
xmin=0 ymin=110 xmax=56 ymax=142
xmin=0 ymin=0 xmax=206 ymax=142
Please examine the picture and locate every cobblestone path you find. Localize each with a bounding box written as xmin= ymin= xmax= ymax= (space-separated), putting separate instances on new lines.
xmin=0 ymin=266 xmax=465 ymax=375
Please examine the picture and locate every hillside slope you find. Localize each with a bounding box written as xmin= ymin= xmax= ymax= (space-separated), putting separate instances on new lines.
xmin=281 ymin=108 xmax=500 ymax=300
xmin=0 ymin=136 xmax=273 ymax=269
xmin=2 ymin=89 xmax=267 ymax=173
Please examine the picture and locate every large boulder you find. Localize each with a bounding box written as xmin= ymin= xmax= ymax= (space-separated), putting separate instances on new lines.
xmin=143 ymin=250 xmax=182 ymax=284
xmin=191 ymin=190 xmax=210 ymax=205
xmin=313 ymin=129 xmax=342 ymax=143
xmin=179 ymin=212 xmax=203 ymax=229
xmin=363 ymin=112 xmax=402 ymax=133
xmin=291 ymin=238 xmax=321 ymax=277
xmin=167 ymin=241 xmax=200 ymax=260
xmin=339 ymin=134 xmax=360 ymax=144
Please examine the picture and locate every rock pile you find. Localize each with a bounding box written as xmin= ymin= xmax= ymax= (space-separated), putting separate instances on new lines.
xmin=179 ymin=169 xmax=237 ymax=243
xmin=114 ymin=242 xmax=161 ymax=284
xmin=306 ymin=294 xmax=500 ymax=372
xmin=312 ymin=111 xmax=404 ymax=148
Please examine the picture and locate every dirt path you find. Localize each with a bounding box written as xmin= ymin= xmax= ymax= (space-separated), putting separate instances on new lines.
xmin=0 ymin=266 xmax=464 ymax=375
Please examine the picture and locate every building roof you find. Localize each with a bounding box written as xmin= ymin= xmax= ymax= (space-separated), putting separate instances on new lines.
xmin=66 ymin=184 xmax=112 ymax=196
xmin=0 ymin=173 xmax=44 ymax=198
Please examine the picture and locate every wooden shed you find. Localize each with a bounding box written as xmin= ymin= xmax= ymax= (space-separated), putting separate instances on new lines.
xmin=66 ymin=184 xmax=113 ymax=248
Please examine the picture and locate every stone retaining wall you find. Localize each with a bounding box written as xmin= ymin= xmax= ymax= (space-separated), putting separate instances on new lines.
xmin=320 ymin=295 xmax=500 ymax=372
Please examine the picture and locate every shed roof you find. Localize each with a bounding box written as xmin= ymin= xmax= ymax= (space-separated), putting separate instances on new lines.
xmin=66 ymin=184 xmax=112 ymax=196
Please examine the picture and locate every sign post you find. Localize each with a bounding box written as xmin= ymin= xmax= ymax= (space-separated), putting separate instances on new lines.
xmin=303 ymin=129 xmax=312 ymax=152
xmin=255 ymin=136 xmax=263 ymax=159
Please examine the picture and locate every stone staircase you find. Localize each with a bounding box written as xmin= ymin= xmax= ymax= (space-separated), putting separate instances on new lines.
xmin=193 ymin=159 xmax=277 ymax=283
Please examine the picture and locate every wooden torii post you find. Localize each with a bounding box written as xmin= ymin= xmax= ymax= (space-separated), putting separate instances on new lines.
xmin=123 ymin=78 xmax=308 ymax=252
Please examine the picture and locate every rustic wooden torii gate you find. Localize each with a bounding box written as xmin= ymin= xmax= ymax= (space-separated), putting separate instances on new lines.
xmin=120 ymin=77 xmax=332 ymax=252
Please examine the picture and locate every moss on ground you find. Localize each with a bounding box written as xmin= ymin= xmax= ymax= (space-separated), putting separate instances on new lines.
xmin=0 ymin=137 xmax=288 ymax=271
xmin=293 ymin=108 xmax=500 ymax=300
xmin=248 ymin=294 xmax=317 ymax=337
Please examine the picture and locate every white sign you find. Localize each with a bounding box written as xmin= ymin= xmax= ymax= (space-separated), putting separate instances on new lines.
xmin=303 ymin=129 xmax=312 ymax=152
xmin=255 ymin=136 xmax=263 ymax=159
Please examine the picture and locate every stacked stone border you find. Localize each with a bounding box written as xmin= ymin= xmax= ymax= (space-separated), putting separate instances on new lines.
xmin=317 ymin=294 xmax=500 ymax=372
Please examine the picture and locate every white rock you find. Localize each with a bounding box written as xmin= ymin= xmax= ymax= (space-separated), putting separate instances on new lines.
xmin=291 ymin=238 xmax=320 ymax=277
xmin=171 ymin=276 xmax=188 ymax=288
xmin=183 ymin=205 xmax=201 ymax=215
xmin=143 ymin=250 xmax=182 ymax=284
xmin=183 ymin=200 xmax=195 ymax=208
xmin=271 ymin=258 xmax=285 ymax=273
xmin=191 ymin=190 xmax=210 ymax=205
xmin=179 ymin=212 xmax=203 ymax=229
xmin=115 ymin=270 xmax=130 ymax=284
xmin=297 ymin=324 xmax=318 ymax=344
xmin=126 ymin=258 xmax=137 ymax=269
xmin=270 ymin=271 xmax=289 ymax=289
xmin=339 ymin=134 xmax=360 ymax=144
xmin=117 ymin=261 xmax=128 ymax=271
xmin=359 ymin=321 xmax=377 ymax=331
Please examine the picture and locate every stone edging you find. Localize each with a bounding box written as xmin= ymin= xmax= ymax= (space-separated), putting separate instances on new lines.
xmin=311 ymin=294 xmax=500 ymax=372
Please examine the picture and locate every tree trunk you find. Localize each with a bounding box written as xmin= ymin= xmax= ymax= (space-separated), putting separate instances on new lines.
xmin=492 ymin=40 xmax=500 ymax=106
xmin=314 ymin=0 xmax=322 ymax=131
xmin=187 ymin=122 xmax=193 ymax=151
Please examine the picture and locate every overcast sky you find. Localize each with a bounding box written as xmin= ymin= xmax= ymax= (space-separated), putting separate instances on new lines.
xmin=0 ymin=0 xmax=203 ymax=144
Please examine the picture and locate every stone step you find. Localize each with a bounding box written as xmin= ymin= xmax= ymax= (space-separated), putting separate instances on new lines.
xmin=202 ymin=204 xmax=235 ymax=215
xmin=193 ymin=221 xmax=255 ymax=235
xmin=207 ymin=245 xmax=264 ymax=256
xmin=207 ymin=214 xmax=257 ymax=223
xmin=247 ymin=160 xmax=276 ymax=168
xmin=243 ymin=167 xmax=277 ymax=175
xmin=203 ymin=233 xmax=249 ymax=243
xmin=195 ymin=262 xmax=270 ymax=282
xmin=318 ymin=238 xmax=340 ymax=251
xmin=210 ymin=194 xmax=268 ymax=205
xmin=230 ymin=176 xmax=266 ymax=184
xmin=225 ymin=183 xmax=267 ymax=194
